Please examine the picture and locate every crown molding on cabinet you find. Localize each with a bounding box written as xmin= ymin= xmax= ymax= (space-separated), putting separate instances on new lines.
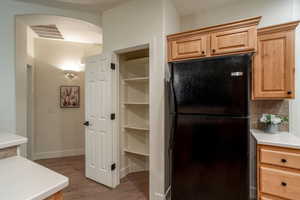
xmin=258 ymin=20 xmax=300 ymax=35
xmin=167 ymin=16 xmax=262 ymax=40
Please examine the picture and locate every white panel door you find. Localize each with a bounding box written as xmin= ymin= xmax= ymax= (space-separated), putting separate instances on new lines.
xmin=85 ymin=54 xmax=116 ymax=188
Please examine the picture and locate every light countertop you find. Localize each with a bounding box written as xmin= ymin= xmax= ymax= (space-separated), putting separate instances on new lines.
xmin=0 ymin=133 xmax=27 ymax=149
xmin=251 ymin=129 xmax=300 ymax=149
xmin=0 ymin=156 xmax=69 ymax=200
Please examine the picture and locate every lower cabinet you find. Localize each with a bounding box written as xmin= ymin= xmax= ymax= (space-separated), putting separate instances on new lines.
xmin=46 ymin=191 xmax=63 ymax=200
xmin=257 ymin=145 xmax=300 ymax=200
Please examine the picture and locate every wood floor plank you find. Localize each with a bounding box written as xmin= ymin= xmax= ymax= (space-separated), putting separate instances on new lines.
xmin=36 ymin=156 xmax=149 ymax=200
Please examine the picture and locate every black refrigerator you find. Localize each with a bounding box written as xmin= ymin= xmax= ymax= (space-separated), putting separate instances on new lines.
xmin=168 ymin=54 xmax=252 ymax=200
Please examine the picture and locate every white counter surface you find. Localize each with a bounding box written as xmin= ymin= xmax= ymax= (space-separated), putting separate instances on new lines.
xmin=0 ymin=133 xmax=27 ymax=149
xmin=0 ymin=156 xmax=69 ymax=200
xmin=251 ymin=129 xmax=300 ymax=149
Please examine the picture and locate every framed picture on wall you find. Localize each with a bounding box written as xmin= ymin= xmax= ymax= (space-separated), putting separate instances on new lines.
xmin=60 ymin=86 xmax=80 ymax=108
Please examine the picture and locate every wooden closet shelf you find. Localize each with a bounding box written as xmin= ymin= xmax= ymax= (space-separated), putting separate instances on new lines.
xmin=123 ymin=102 xmax=149 ymax=105
xmin=123 ymin=125 xmax=149 ymax=131
xmin=124 ymin=149 xmax=149 ymax=157
xmin=123 ymin=77 xmax=149 ymax=82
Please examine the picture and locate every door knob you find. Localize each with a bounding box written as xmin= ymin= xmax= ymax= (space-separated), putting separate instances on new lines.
xmin=83 ymin=121 xmax=90 ymax=126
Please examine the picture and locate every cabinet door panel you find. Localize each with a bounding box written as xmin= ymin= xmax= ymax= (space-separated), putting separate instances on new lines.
xmin=169 ymin=35 xmax=208 ymax=61
xmin=253 ymin=31 xmax=294 ymax=99
xmin=211 ymin=26 xmax=256 ymax=55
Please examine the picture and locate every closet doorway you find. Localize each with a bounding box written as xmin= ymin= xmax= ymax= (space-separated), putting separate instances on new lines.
xmin=119 ymin=48 xmax=150 ymax=186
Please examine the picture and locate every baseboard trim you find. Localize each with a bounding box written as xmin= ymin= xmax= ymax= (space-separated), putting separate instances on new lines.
xmin=250 ymin=186 xmax=257 ymax=199
xmin=154 ymin=186 xmax=171 ymax=200
xmin=33 ymin=148 xmax=84 ymax=160
xmin=120 ymin=166 xmax=130 ymax=179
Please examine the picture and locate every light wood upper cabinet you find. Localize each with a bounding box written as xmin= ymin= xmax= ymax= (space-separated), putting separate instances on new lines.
xmin=167 ymin=16 xmax=261 ymax=62
xmin=169 ymin=34 xmax=208 ymax=61
xmin=252 ymin=21 xmax=299 ymax=100
xmin=211 ymin=26 xmax=257 ymax=56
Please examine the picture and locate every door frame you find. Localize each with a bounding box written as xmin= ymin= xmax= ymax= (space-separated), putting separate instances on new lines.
xmin=111 ymin=38 xmax=164 ymax=200
xmin=113 ymin=42 xmax=151 ymax=186
xmin=26 ymin=64 xmax=34 ymax=160
xmin=111 ymin=52 xmax=120 ymax=187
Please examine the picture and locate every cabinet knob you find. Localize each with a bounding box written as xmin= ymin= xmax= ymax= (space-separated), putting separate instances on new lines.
xmin=281 ymin=182 xmax=287 ymax=187
xmin=212 ymin=49 xmax=216 ymax=53
xmin=202 ymin=51 xmax=205 ymax=54
xmin=287 ymin=91 xmax=292 ymax=95
xmin=281 ymin=158 xmax=287 ymax=163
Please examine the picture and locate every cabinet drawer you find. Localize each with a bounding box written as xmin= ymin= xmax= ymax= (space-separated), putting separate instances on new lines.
xmin=260 ymin=148 xmax=300 ymax=170
xmin=169 ymin=34 xmax=208 ymax=61
xmin=260 ymin=166 xmax=300 ymax=200
xmin=211 ymin=26 xmax=256 ymax=55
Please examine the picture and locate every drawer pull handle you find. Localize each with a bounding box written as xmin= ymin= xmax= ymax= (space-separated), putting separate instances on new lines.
xmin=281 ymin=182 xmax=287 ymax=187
xmin=281 ymin=159 xmax=287 ymax=163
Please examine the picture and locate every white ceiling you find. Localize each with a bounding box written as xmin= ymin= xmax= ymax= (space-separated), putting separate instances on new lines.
xmin=17 ymin=0 xmax=243 ymax=15
xmin=16 ymin=0 xmax=130 ymax=12
xmin=18 ymin=15 xmax=102 ymax=44
xmin=173 ymin=0 xmax=243 ymax=16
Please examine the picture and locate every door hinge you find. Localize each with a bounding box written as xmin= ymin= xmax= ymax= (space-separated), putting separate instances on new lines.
xmin=111 ymin=63 xmax=116 ymax=70
xmin=110 ymin=113 xmax=116 ymax=120
xmin=111 ymin=163 xmax=116 ymax=171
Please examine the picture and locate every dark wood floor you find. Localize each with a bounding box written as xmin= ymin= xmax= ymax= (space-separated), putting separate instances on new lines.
xmin=36 ymin=156 xmax=149 ymax=200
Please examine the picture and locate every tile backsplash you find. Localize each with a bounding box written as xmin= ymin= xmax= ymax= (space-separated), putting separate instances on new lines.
xmin=250 ymin=100 xmax=289 ymax=131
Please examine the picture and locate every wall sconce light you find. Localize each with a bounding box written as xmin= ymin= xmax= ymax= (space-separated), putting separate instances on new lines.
xmin=64 ymin=70 xmax=78 ymax=80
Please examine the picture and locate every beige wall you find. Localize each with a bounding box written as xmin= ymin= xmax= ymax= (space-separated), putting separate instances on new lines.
xmin=180 ymin=0 xmax=295 ymax=31
xmin=33 ymin=38 xmax=100 ymax=160
xmin=290 ymin=0 xmax=300 ymax=137
xmin=15 ymin=20 xmax=29 ymax=156
xmin=102 ymin=0 xmax=179 ymax=198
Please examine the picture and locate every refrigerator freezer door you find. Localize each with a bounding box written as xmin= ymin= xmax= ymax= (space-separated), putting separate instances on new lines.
xmin=171 ymin=115 xmax=249 ymax=200
xmin=171 ymin=54 xmax=251 ymax=115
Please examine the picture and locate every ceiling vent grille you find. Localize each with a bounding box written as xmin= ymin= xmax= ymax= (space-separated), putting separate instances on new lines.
xmin=30 ymin=24 xmax=64 ymax=40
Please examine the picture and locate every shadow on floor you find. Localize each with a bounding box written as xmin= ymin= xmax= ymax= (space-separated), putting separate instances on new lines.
xmin=35 ymin=155 xmax=149 ymax=200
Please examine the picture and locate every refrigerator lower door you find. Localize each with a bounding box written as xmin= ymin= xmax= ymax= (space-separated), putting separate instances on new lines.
xmin=171 ymin=115 xmax=249 ymax=200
